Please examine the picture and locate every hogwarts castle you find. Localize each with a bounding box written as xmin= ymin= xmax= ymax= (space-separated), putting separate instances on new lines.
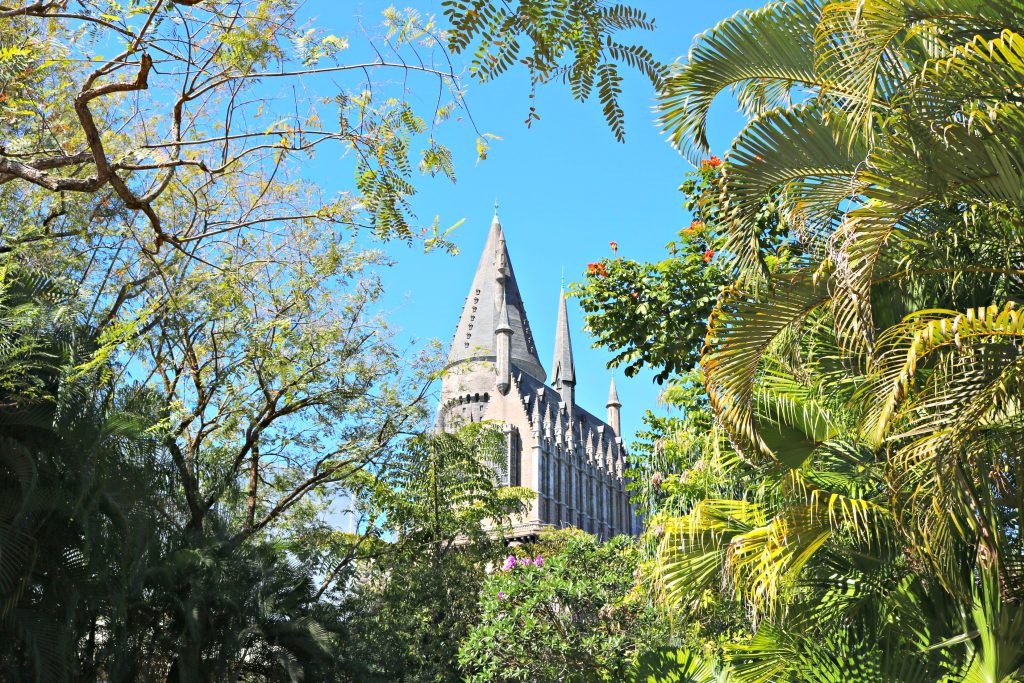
xmin=438 ymin=209 xmax=638 ymax=541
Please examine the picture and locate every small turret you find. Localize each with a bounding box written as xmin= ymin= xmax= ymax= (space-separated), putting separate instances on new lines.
xmin=552 ymin=289 xmax=576 ymax=416
xmin=495 ymin=296 xmax=513 ymax=395
xmin=606 ymin=377 xmax=622 ymax=436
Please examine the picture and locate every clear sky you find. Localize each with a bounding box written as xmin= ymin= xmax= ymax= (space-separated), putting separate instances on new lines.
xmin=293 ymin=1 xmax=759 ymax=445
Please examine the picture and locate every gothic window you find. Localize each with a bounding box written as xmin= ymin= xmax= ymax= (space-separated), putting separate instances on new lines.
xmin=504 ymin=427 xmax=521 ymax=487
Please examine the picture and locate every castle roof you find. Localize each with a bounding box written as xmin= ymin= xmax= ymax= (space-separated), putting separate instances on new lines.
xmin=514 ymin=370 xmax=621 ymax=451
xmin=445 ymin=213 xmax=547 ymax=382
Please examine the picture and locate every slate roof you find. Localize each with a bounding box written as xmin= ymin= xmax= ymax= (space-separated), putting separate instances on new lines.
xmin=445 ymin=214 xmax=547 ymax=383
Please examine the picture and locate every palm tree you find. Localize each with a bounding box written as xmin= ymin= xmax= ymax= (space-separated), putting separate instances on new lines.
xmin=650 ymin=1 xmax=1024 ymax=680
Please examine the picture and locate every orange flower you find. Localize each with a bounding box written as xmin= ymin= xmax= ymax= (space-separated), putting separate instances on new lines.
xmin=701 ymin=155 xmax=723 ymax=170
xmin=609 ymin=240 xmax=618 ymax=254
xmin=702 ymin=249 xmax=715 ymax=263
xmin=683 ymin=220 xmax=705 ymax=236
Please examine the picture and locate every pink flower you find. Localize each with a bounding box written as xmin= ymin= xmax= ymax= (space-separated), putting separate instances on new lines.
xmin=534 ymin=556 xmax=544 ymax=567
xmin=520 ymin=557 xmax=532 ymax=566
xmin=502 ymin=555 xmax=517 ymax=571
xmin=498 ymin=591 xmax=505 ymax=600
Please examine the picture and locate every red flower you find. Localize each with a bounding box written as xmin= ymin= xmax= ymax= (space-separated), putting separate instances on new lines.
xmin=586 ymin=262 xmax=609 ymax=277
xmin=701 ymin=155 xmax=723 ymax=170
xmin=702 ymin=249 xmax=715 ymax=263
xmin=609 ymin=240 xmax=618 ymax=254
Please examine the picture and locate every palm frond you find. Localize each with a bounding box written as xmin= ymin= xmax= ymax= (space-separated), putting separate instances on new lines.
xmin=704 ymin=273 xmax=834 ymax=460
xmin=910 ymin=30 xmax=1024 ymax=124
xmin=859 ymin=304 xmax=1024 ymax=445
xmin=724 ymin=103 xmax=869 ymax=279
xmin=657 ymin=0 xmax=825 ymax=163
xmin=815 ymin=0 xmax=1024 ymax=133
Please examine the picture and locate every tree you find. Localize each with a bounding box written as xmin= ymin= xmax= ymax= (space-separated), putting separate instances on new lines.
xmin=0 ymin=266 xmax=359 ymax=682
xmin=571 ymin=164 xmax=729 ymax=382
xmin=340 ymin=424 xmax=532 ymax=683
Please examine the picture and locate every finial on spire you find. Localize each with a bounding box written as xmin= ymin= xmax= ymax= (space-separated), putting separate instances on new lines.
xmin=493 ymin=198 xmax=500 ymax=220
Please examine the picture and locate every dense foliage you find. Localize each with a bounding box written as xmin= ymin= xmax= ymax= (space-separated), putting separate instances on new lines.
xmin=460 ymin=530 xmax=666 ymax=683
xmin=7 ymin=0 xmax=1024 ymax=681
xmin=573 ymin=0 xmax=1024 ymax=681
xmin=340 ymin=426 xmax=532 ymax=683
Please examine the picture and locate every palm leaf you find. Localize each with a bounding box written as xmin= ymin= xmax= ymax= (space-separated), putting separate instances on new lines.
xmin=703 ymin=272 xmax=834 ymax=460
xmin=724 ymin=103 xmax=869 ymax=279
xmin=815 ymin=0 xmax=1024 ymax=133
xmin=859 ymin=304 xmax=1024 ymax=445
xmin=657 ymin=0 xmax=825 ymax=164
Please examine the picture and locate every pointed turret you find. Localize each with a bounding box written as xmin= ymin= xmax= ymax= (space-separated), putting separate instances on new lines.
xmin=607 ymin=377 xmax=622 ymax=436
xmin=495 ymin=296 xmax=513 ymax=395
xmin=445 ymin=211 xmax=546 ymax=382
xmin=551 ymin=289 xmax=576 ymax=410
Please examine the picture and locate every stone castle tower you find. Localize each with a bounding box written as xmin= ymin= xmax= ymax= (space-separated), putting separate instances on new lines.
xmin=438 ymin=209 xmax=637 ymax=541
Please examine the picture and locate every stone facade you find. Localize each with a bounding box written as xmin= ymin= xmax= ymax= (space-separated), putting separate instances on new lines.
xmin=437 ymin=211 xmax=637 ymax=541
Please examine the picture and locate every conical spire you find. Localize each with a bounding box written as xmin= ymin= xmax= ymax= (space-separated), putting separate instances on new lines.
xmin=607 ymin=377 xmax=622 ymax=435
xmin=551 ymin=289 xmax=575 ymax=386
xmin=445 ymin=212 xmax=546 ymax=382
xmin=607 ymin=377 xmax=621 ymax=407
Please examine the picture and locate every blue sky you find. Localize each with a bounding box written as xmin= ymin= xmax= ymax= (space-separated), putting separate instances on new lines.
xmin=295 ymin=1 xmax=758 ymax=444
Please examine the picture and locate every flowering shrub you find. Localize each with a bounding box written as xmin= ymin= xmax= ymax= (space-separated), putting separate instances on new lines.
xmin=571 ymin=159 xmax=791 ymax=382
xmin=459 ymin=532 xmax=666 ymax=683
xmin=571 ymin=163 xmax=730 ymax=381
